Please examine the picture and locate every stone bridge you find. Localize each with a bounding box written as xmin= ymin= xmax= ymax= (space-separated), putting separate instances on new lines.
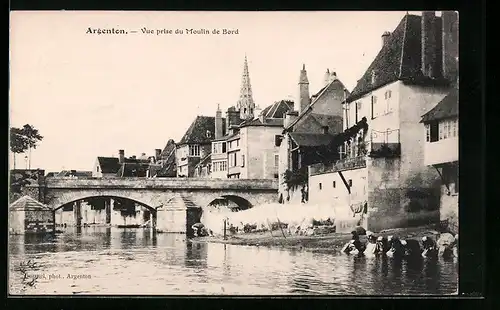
xmin=23 ymin=177 xmax=279 ymax=233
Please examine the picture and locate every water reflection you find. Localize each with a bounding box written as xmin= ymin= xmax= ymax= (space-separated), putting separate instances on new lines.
xmin=8 ymin=227 xmax=458 ymax=295
xmin=185 ymin=242 xmax=208 ymax=268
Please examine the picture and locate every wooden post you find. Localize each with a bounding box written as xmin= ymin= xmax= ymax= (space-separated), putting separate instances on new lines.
xmin=52 ymin=209 xmax=56 ymax=233
xmin=223 ymin=219 xmax=227 ymax=240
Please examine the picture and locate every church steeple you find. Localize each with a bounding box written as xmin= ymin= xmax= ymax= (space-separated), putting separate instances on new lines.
xmin=237 ymin=55 xmax=256 ymax=120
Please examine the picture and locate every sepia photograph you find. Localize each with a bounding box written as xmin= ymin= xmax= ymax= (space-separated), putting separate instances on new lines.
xmin=9 ymin=10 xmax=459 ymax=296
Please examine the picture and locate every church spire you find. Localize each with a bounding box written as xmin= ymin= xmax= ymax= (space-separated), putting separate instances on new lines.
xmin=237 ymin=55 xmax=256 ymax=120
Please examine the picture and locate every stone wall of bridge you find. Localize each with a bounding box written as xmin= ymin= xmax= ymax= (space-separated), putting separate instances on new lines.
xmin=20 ymin=177 xmax=279 ymax=234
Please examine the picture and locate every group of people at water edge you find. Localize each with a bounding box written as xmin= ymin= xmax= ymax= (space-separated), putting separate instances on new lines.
xmin=342 ymin=230 xmax=458 ymax=259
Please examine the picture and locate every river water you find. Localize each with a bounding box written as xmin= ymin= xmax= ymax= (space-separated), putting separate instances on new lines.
xmin=9 ymin=227 xmax=458 ymax=295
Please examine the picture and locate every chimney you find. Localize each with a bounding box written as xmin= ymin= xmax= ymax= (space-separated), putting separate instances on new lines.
xmin=298 ymin=64 xmax=310 ymax=114
xmin=155 ymin=149 xmax=162 ymax=161
xmin=118 ymin=150 xmax=125 ymax=164
xmin=228 ymin=124 xmax=238 ymax=136
xmin=254 ymin=105 xmax=263 ymax=120
xmin=381 ymin=31 xmax=391 ymax=47
xmin=215 ymin=104 xmax=223 ymax=139
xmin=323 ymin=69 xmax=331 ymax=86
xmin=441 ymin=11 xmax=459 ymax=84
xmin=225 ymin=107 xmax=241 ymax=134
xmin=284 ymin=111 xmax=299 ymax=129
xmin=330 ymin=71 xmax=337 ymax=82
xmin=421 ymin=11 xmax=441 ymax=79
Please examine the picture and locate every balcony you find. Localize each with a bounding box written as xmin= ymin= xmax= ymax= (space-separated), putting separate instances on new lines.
xmin=368 ymin=129 xmax=401 ymax=158
xmin=424 ymin=137 xmax=458 ymax=166
xmin=309 ymin=156 xmax=367 ymax=176
xmin=368 ymin=142 xmax=401 ymax=158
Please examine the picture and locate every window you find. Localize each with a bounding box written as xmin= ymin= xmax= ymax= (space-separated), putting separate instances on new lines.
xmin=425 ymin=124 xmax=431 ymax=142
xmin=355 ymin=102 xmax=361 ymax=123
xmin=348 ymin=179 xmax=353 ymax=187
xmin=371 ymin=96 xmax=378 ymax=119
xmin=274 ymin=154 xmax=279 ymax=167
xmin=189 ymin=145 xmax=200 ymax=157
xmin=241 ymin=155 xmax=245 ymax=167
xmin=438 ymin=119 xmax=458 ymax=141
xmin=96 ymin=166 xmax=100 ymax=172
xmin=385 ymin=90 xmax=393 ymax=113
xmin=322 ymin=126 xmax=329 ymax=134
xmin=206 ymin=130 xmax=212 ymax=138
xmin=236 ymin=140 xmax=239 ymax=147
xmin=229 ymin=153 xmax=237 ymax=167
xmin=222 ymin=142 xmax=227 ymax=153
xmin=275 ymin=135 xmax=282 ymax=147
xmin=333 ymin=181 xmax=336 ymax=188
xmin=384 ymin=90 xmax=392 ymax=100
xmin=452 ymin=119 xmax=457 ymax=137
xmin=319 ymin=183 xmax=322 ymax=190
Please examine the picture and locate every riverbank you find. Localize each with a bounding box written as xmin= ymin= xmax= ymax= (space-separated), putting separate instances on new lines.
xmin=192 ymin=224 xmax=445 ymax=253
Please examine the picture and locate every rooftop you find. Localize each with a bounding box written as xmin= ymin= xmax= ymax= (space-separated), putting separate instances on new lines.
xmin=420 ymin=88 xmax=458 ymax=123
xmin=260 ymin=100 xmax=294 ymax=119
xmin=285 ymin=78 xmax=348 ymax=131
xmin=178 ymin=116 xmax=218 ymax=145
xmin=289 ymin=132 xmax=336 ymax=148
xmin=239 ymin=118 xmax=284 ymax=128
xmin=97 ymin=157 xmax=121 ymax=174
xmin=160 ymin=139 xmax=176 ymax=158
xmin=56 ymin=170 xmax=93 ymax=177
xmin=10 ymin=195 xmax=51 ymax=211
xmin=347 ymin=14 xmax=451 ymax=102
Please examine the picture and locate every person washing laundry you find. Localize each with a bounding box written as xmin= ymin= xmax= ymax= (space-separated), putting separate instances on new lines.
xmin=375 ymin=236 xmax=390 ymax=254
xmin=342 ymin=230 xmax=365 ymax=255
xmin=437 ymin=232 xmax=456 ymax=259
xmin=421 ymin=236 xmax=438 ymax=258
xmin=386 ymin=235 xmax=405 ymax=258
xmin=191 ymin=222 xmax=208 ymax=237
xmin=364 ymin=231 xmax=377 ymax=255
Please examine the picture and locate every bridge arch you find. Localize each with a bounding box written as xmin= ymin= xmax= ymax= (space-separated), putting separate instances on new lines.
xmin=206 ymin=195 xmax=253 ymax=211
xmin=53 ymin=195 xmax=157 ymax=212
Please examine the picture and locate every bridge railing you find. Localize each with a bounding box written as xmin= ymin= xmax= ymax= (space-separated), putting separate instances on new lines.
xmin=43 ymin=177 xmax=279 ymax=190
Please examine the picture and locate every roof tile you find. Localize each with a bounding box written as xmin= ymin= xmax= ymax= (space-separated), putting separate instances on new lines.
xmin=179 ymin=116 xmax=218 ymax=145
xmin=347 ymin=14 xmax=450 ymax=102
xmin=97 ymin=157 xmax=121 ymax=174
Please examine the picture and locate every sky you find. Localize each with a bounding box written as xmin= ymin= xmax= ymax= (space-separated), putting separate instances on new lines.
xmin=9 ymin=11 xmax=419 ymax=172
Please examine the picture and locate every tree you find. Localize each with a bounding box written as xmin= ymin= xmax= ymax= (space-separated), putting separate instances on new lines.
xmin=10 ymin=127 xmax=28 ymax=169
xmin=10 ymin=124 xmax=43 ymax=169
